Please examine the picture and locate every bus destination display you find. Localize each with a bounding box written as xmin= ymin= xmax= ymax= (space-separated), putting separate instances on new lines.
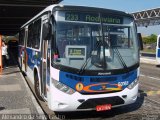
xmin=65 ymin=12 xmax=123 ymax=24
xmin=68 ymin=48 xmax=85 ymax=56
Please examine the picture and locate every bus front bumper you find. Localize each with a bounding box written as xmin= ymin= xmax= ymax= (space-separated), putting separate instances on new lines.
xmin=48 ymin=84 xmax=138 ymax=112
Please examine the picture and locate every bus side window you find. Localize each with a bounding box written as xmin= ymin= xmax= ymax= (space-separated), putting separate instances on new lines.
xmin=32 ymin=19 xmax=41 ymax=49
xmin=19 ymin=29 xmax=25 ymax=46
xmin=28 ymin=23 xmax=34 ymax=48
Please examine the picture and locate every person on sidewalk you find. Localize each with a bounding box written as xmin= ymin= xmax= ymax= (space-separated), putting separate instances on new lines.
xmin=2 ymin=41 xmax=8 ymax=69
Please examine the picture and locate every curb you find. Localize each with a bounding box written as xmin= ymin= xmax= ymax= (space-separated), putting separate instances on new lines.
xmin=19 ymin=68 xmax=45 ymax=115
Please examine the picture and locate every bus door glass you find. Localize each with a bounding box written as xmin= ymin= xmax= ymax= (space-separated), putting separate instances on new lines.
xmin=22 ymin=28 xmax=28 ymax=72
xmin=41 ymin=16 xmax=49 ymax=98
xmin=41 ymin=40 xmax=48 ymax=97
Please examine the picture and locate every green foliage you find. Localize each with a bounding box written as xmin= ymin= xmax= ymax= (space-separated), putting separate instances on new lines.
xmin=142 ymin=34 xmax=157 ymax=44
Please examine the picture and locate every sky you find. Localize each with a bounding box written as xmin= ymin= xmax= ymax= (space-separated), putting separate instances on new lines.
xmin=61 ymin=0 xmax=160 ymax=36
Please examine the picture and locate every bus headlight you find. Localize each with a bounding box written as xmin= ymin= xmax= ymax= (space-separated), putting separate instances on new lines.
xmin=52 ymin=78 xmax=75 ymax=95
xmin=127 ymin=78 xmax=139 ymax=90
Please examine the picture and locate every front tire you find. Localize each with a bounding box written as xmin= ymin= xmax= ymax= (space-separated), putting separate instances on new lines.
xmin=34 ymin=73 xmax=44 ymax=101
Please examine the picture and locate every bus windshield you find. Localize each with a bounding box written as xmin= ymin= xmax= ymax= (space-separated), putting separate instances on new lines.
xmin=51 ymin=12 xmax=138 ymax=72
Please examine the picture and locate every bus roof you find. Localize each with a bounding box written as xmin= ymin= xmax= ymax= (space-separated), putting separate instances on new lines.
xmin=21 ymin=4 xmax=133 ymax=28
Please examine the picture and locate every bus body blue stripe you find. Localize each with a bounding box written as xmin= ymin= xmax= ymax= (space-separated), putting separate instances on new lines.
xmin=26 ymin=48 xmax=41 ymax=69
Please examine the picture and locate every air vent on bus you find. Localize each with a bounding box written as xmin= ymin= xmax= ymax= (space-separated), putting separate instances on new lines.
xmin=66 ymin=74 xmax=84 ymax=82
xmin=90 ymin=77 xmax=117 ymax=82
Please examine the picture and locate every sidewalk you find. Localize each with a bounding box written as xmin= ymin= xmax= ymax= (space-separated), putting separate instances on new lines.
xmin=140 ymin=57 xmax=158 ymax=65
xmin=0 ymin=65 xmax=44 ymax=119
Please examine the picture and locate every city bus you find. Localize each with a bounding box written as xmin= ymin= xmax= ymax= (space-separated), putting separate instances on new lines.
xmin=156 ymin=35 xmax=160 ymax=64
xmin=19 ymin=4 xmax=143 ymax=112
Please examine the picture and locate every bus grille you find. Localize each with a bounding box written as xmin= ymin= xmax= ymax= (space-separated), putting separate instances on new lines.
xmin=66 ymin=74 xmax=84 ymax=82
xmin=77 ymin=96 xmax=124 ymax=109
xmin=90 ymin=77 xmax=117 ymax=82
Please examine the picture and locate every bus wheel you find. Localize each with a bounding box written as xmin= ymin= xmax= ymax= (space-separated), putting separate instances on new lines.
xmin=34 ymin=73 xmax=44 ymax=101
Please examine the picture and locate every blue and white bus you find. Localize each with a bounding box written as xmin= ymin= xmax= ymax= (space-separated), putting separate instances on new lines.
xmin=156 ymin=35 xmax=160 ymax=64
xmin=19 ymin=4 xmax=142 ymax=112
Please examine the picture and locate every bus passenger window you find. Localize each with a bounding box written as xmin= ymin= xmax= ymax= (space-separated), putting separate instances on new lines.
xmin=19 ymin=29 xmax=25 ymax=46
xmin=28 ymin=23 xmax=34 ymax=48
xmin=32 ymin=19 xmax=41 ymax=49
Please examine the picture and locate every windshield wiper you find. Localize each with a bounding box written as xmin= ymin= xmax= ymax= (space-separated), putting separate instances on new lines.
xmin=78 ymin=57 xmax=91 ymax=74
xmin=113 ymin=47 xmax=128 ymax=69
xmin=78 ymin=39 xmax=103 ymax=75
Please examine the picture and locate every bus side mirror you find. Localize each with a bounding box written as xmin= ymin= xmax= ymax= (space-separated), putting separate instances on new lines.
xmin=137 ymin=33 xmax=143 ymax=50
xmin=42 ymin=22 xmax=51 ymax=40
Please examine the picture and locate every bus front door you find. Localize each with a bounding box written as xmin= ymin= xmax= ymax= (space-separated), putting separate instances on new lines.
xmin=21 ymin=29 xmax=28 ymax=72
xmin=41 ymin=40 xmax=48 ymax=98
xmin=156 ymin=36 xmax=160 ymax=64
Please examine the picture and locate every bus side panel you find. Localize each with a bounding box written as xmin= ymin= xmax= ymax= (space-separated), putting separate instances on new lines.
xmin=156 ymin=36 xmax=160 ymax=63
xmin=25 ymin=48 xmax=41 ymax=85
xmin=158 ymin=48 xmax=160 ymax=58
xmin=157 ymin=49 xmax=160 ymax=64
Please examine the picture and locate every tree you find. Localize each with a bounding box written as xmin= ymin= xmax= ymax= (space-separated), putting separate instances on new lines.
xmin=142 ymin=34 xmax=157 ymax=44
xmin=150 ymin=34 xmax=157 ymax=43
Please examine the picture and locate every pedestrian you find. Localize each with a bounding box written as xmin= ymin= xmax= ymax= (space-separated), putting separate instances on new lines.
xmin=2 ymin=41 xmax=8 ymax=69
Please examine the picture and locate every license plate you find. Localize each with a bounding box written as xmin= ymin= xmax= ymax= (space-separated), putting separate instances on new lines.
xmin=96 ymin=104 xmax=112 ymax=111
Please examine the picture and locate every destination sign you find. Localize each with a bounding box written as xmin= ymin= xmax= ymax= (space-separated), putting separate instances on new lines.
xmin=65 ymin=12 xmax=123 ymax=24
xmin=68 ymin=48 xmax=85 ymax=56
